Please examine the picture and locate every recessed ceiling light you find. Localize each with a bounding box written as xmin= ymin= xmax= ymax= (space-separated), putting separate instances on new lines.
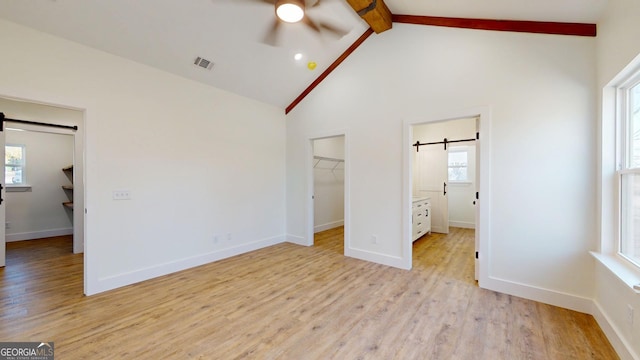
xmin=294 ymin=53 xmax=303 ymax=61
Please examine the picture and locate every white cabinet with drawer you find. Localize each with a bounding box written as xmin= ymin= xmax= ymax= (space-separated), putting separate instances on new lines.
xmin=412 ymin=197 xmax=431 ymax=241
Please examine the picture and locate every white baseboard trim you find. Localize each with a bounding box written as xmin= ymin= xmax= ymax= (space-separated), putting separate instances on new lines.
xmin=314 ymin=220 xmax=344 ymax=233
xmin=485 ymin=276 xmax=638 ymax=359
xmin=345 ymin=247 xmax=410 ymax=270
xmin=448 ymin=221 xmax=475 ymax=229
xmin=481 ymin=275 xmax=593 ymax=314
xmin=286 ymin=234 xmax=308 ymax=246
xmin=90 ymin=235 xmax=285 ymax=295
xmin=6 ymin=227 xmax=73 ymax=242
xmin=592 ymin=300 xmax=639 ymax=360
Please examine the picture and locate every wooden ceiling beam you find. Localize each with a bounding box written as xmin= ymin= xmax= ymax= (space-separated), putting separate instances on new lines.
xmin=392 ymin=15 xmax=596 ymax=37
xmin=285 ymin=10 xmax=596 ymax=114
xmin=346 ymin=0 xmax=393 ymax=34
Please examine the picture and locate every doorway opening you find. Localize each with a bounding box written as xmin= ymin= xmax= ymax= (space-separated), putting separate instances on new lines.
xmin=5 ymin=128 xmax=75 ymax=244
xmin=0 ymin=95 xmax=85 ymax=292
xmin=310 ymin=135 xmax=346 ymax=255
xmin=409 ymin=115 xmax=481 ymax=280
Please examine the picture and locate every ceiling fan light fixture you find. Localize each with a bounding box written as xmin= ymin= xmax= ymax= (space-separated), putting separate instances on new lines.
xmin=275 ymin=0 xmax=305 ymax=23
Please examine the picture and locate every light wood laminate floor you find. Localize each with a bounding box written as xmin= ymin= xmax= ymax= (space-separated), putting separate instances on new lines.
xmin=0 ymin=228 xmax=618 ymax=359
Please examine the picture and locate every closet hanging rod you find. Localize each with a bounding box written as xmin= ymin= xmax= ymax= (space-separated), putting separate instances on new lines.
xmin=0 ymin=112 xmax=78 ymax=131
xmin=313 ymin=156 xmax=344 ymax=170
xmin=313 ymin=156 xmax=344 ymax=163
xmin=413 ymin=135 xmax=477 ymax=152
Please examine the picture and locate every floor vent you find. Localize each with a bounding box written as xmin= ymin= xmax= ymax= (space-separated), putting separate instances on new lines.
xmin=194 ymin=57 xmax=214 ymax=70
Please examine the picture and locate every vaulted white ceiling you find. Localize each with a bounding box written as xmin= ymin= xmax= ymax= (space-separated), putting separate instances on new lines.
xmin=0 ymin=0 xmax=606 ymax=110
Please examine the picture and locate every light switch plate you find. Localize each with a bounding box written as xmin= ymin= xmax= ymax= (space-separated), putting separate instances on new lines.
xmin=112 ymin=190 xmax=131 ymax=200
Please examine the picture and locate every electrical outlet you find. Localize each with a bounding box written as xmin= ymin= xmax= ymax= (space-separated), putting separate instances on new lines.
xmin=627 ymin=304 xmax=635 ymax=326
xmin=227 ymin=233 xmax=231 ymax=241
xmin=371 ymin=235 xmax=377 ymax=244
xmin=5 ymin=222 xmax=9 ymax=230
xmin=112 ymin=190 xmax=131 ymax=200
xmin=213 ymin=235 xmax=219 ymax=244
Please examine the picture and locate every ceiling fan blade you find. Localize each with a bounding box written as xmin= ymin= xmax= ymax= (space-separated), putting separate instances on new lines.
xmin=318 ymin=22 xmax=349 ymax=37
xmin=211 ymin=0 xmax=274 ymax=4
xmin=301 ymin=16 xmax=321 ymax=33
xmin=263 ymin=19 xmax=281 ymax=46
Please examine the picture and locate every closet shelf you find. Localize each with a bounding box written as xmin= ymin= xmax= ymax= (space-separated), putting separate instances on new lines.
xmin=62 ymin=165 xmax=74 ymax=212
xmin=313 ymin=156 xmax=344 ymax=170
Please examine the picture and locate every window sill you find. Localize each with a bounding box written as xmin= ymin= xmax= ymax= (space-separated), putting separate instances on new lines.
xmin=448 ymin=181 xmax=472 ymax=185
xmin=591 ymin=251 xmax=640 ymax=294
xmin=6 ymin=185 xmax=32 ymax=192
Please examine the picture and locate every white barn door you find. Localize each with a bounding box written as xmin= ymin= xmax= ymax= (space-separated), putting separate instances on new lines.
xmin=416 ymin=145 xmax=449 ymax=234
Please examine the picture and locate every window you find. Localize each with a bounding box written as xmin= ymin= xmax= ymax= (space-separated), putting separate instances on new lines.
xmin=619 ymin=77 xmax=640 ymax=267
xmin=5 ymin=144 xmax=25 ymax=185
xmin=448 ymin=147 xmax=469 ymax=182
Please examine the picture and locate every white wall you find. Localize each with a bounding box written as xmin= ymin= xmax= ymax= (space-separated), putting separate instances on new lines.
xmin=0 ymin=19 xmax=286 ymax=295
xmin=412 ymin=118 xmax=476 ymax=229
xmin=287 ymin=24 xmax=597 ymax=307
xmin=595 ymin=0 xmax=640 ymax=357
xmin=313 ymin=136 xmax=345 ymax=233
xmin=5 ymin=128 xmax=74 ymax=241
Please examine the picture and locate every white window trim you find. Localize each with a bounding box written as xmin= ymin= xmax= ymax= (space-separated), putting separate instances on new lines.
xmin=596 ymin=53 xmax=640 ymax=294
xmin=5 ymin=143 xmax=26 ymax=186
xmin=448 ymin=181 xmax=473 ymax=186
xmin=616 ymin=74 xmax=640 ymax=268
xmin=448 ymin=146 xmax=470 ymax=183
xmin=6 ymin=185 xmax=32 ymax=192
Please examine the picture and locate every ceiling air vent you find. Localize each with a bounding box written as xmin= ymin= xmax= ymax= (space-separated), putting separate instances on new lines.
xmin=194 ymin=57 xmax=214 ymax=70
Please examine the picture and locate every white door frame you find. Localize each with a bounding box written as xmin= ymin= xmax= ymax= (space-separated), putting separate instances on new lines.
xmin=0 ymin=94 xmax=87 ymax=293
xmin=0 ymin=129 xmax=4 ymax=267
xmin=403 ymin=107 xmax=491 ymax=286
xmin=306 ymin=130 xmax=350 ymax=252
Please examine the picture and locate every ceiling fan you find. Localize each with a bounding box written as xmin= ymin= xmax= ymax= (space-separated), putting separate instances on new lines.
xmin=252 ymin=0 xmax=349 ymax=46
